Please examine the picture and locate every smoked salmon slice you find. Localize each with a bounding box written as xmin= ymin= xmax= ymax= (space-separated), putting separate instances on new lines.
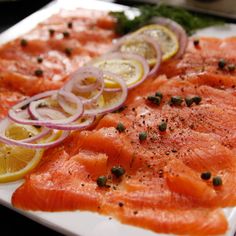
xmin=0 ymin=9 xmax=115 ymax=96
xmin=12 ymin=70 xmax=236 ymax=234
xmin=0 ymin=85 xmax=26 ymax=120
xmin=159 ymin=37 xmax=236 ymax=80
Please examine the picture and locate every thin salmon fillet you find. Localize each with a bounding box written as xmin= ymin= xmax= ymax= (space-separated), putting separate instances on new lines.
xmin=0 ymin=85 xmax=26 ymax=119
xmin=12 ymin=70 xmax=236 ymax=234
xmin=159 ymin=37 xmax=236 ymax=80
xmin=0 ymin=9 xmax=115 ymax=96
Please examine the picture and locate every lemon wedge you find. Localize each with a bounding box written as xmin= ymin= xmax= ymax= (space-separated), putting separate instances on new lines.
xmin=134 ymin=24 xmax=179 ymax=61
xmin=0 ymin=124 xmax=44 ymax=183
xmin=92 ymin=58 xmax=145 ymax=88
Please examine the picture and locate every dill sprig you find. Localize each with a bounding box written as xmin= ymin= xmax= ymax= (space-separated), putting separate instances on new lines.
xmin=110 ymin=4 xmax=225 ymax=35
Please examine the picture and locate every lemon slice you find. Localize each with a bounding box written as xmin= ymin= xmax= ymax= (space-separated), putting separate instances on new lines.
xmin=0 ymin=124 xmax=44 ymax=183
xmin=118 ymin=37 xmax=158 ymax=66
xmin=134 ymin=24 xmax=179 ymax=61
xmin=84 ymin=94 xmax=105 ymax=112
xmin=5 ymin=123 xmax=39 ymax=140
xmin=92 ymin=58 xmax=145 ymax=88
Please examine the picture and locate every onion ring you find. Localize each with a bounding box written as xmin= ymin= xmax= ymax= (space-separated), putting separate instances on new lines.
xmin=150 ymin=17 xmax=188 ymax=58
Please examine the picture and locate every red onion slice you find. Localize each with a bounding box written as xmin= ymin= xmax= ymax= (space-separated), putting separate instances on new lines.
xmin=9 ymin=90 xmax=59 ymax=126
xmin=0 ymin=117 xmax=70 ymax=149
xmin=63 ymin=66 xmax=103 ymax=93
xmin=44 ymin=115 xmax=96 ymax=130
xmin=32 ymin=107 xmax=68 ymax=120
xmin=9 ymin=90 xmax=84 ymax=126
xmin=62 ymin=66 xmax=105 ymax=105
xmin=89 ymin=52 xmax=149 ymax=90
xmin=29 ymin=91 xmax=83 ymax=125
xmin=150 ymin=17 xmax=188 ymax=59
xmin=111 ymin=35 xmax=162 ymax=77
xmin=57 ymin=89 xmax=85 ymax=115
xmin=10 ymin=90 xmax=58 ymax=112
xmin=84 ymin=71 xmax=128 ymax=115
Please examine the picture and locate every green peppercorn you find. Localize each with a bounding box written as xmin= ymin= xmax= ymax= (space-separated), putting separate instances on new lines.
xmin=63 ymin=31 xmax=70 ymax=38
xmin=212 ymin=176 xmax=222 ymax=186
xmin=111 ymin=166 xmax=125 ymax=178
xmin=147 ymin=96 xmax=161 ymax=105
xmin=37 ymin=57 xmax=43 ymax=63
xmin=48 ymin=29 xmax=55 ymax=36
xmin=185 ymin=97 xmax=194 ymax=107
xmin=192 ymin=96 xmax=202 ymax=105
xmin=64 ymin=48 xmax=73 ymax=56
xmin=67 ymin=22 xmax=73 ymax=28
xmin=170 ymin=96 xmax=183 ymax=106
xmin=34 ymin=69 xmax=43 ymax=77
xmin=218 ymin=59 xmax=226 ymax=69
xmin=193 ymin=38 xmax=200 ymax=46
xmin=201 ymin=171 xmax=211 ymax=180
xmin=155 ymin=92 xmax=163 ymax=99
xmin=96 ymin=176 xmax=107 ymax=187
xmin=139 ymin=131 xmax=147 ymax=141
xmin=20 ymin=39 xmax=28 ymax=47
xmin=116 ymin=122 xmax=125 ymax=132
xmin=158 ymin=121 xmax=167 ymax=132
xmin=228 ymin=64 xmax=235 ymax=72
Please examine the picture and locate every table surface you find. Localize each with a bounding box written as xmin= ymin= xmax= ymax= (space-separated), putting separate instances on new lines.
xmin=0 ymin=1 xmax=235 ymax=236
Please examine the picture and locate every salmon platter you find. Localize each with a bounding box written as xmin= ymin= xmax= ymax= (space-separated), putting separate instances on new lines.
xmin=1 ymin=0 xmax=236 ymax=235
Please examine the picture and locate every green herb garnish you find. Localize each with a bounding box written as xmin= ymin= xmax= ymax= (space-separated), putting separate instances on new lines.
xmin=110 ymin=4 xmax=224 ymax=36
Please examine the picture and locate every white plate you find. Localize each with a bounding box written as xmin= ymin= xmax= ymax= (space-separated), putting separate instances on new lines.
xmin=0 ymin=0 xmax=236 ymax=235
